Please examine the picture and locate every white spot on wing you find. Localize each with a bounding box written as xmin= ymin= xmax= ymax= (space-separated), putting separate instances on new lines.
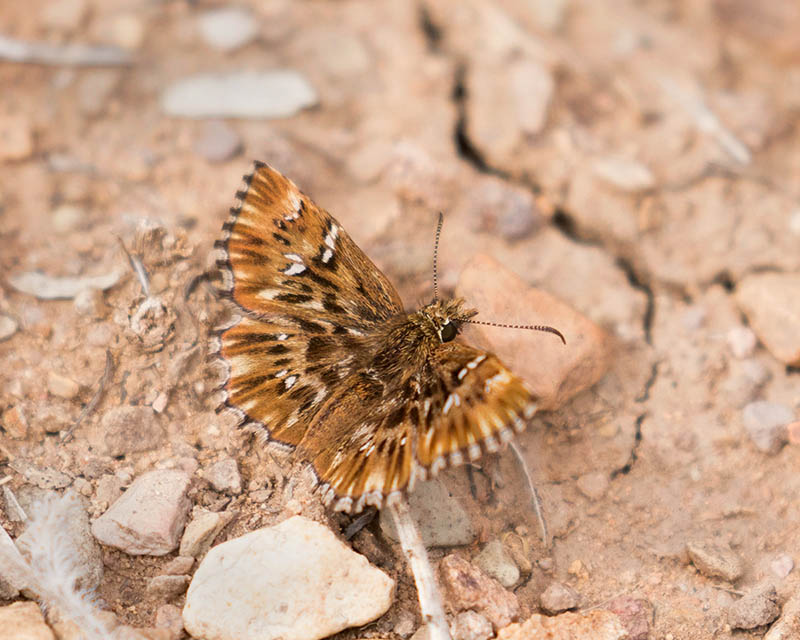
xmin=275 ymin=369 xmax=288 ymax=378
xmin=467 ymin=355 xmax=486 ymax=369
xmin=321 ymin=248 xmax=333 ymax=263
xmin=443 ymin=393 xmax=461 ymax=415
xmin=457 ymin=367 xmax=468 ymax=380
xmin=277 ymin=333 xmax=288 ymax=341
xmin=283 ymin=262 xmax=306 ymax=275
xmin=284 ymin=375 xmax=298 ymax=389
xmin=284 ymin=253 xmax=303 ymax=262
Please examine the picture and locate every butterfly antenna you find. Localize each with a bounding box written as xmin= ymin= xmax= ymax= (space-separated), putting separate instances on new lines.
xmin=465 ymin=320 xmax=567 ymax=345
xmin=432 ymin=212 xmax=443 ymax=301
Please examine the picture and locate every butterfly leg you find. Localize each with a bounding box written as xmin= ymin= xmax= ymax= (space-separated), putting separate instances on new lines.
xmin=509 ymin=439 xmax=550 ymax=548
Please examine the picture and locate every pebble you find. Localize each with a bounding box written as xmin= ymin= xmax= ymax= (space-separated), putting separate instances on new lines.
xmin=591 ymin=156 xmax=655 ymax=193
xmin=450 ymin=610 xmax=494 ymax=640
xmin=539 ymin=581 xmax=580 ymax=614
xmin=576 ymin=471 xmax=610 ymax=500
xmin=155 ymin=604 xmax=184 ymax=639
xmin=194 ymin=120 xmax=242 ymax=163
xmin=16 ymin=491 xmax=104 ymax=591
xmin=439 ymin=554 xmax=520 ymax=630
xmin=380 ymin=478 xmax=475 ymax=547
xmin=736 ymin=273 xmax=800 ymax=366
xmin=47 ymin=371 xmax=81 ymax=399
xmin=0 ymin=601 xmax=55 ymax=640
xmin=474 ymin=540 xmax=520 ymax=588
xmin=727 ymin=326 xmax=758 ymax=359
xmin=202 ymin=458 xmax=242 ymax=494
xmin=9 ymin=459 xmax=72 ymax=490
xmin=183 ymin=516 xmax=394 ymax=640
xmin=464 ymin=176 xmax=543 ymax=241
xmin=9 ymin=270 xmax=121 ymax=300
xmin=686 ymin=540 xmax=744 ymax=582
xmin=198 ymin=7 xmax=258 ymax=52
xmin=728 ymin=585 xmax=781 ymax=630
xmin=95 ymin=473 xmax=125 ymax=507
xmin=0 ymin=315 xmax=17 ymax=341
xmin=2 ymin=406 xmax=28 ymax=439
xmin=161 ymin=70 xmax=318 ymax=119
xmin=742 ymin=401 xmax=792 ymax=454
xmin=765 ymin=594 xmax=800 ymax=640
xmin=393 ymin=610 xmax=416 ymax=638
xmin=91 ymin=469 xmax=192 ymax=555
xmin=0 ymin=115 xmax=34 ymax=161
xmin=108 ymin=13 xmax=145 ymax=50
xmin=179 ymin=509 xmax=233 ymax=558
xmin=163 ymin=555 xmax=194 ymax=576
xmin=147 ymin=574 xmax=191 ymax=601
xmin=94 ymin=405 xmax=164 ymax=457
xmin=770 ymin=554 xmax=794 ymax=579
xmin=720 ymin=359 xmax=771 ymax=408
xmin=51 ymin=204 xmax=85 ymax=234
xmin=77 ymin=70 xmax=120 ymax=116
xmin=606 ymin=596 xmax=654 ymax=640
xmin=457 ymin=254 xmax=611 ymax=411
xmin=41 ymin=0 xmax=88 ymax=33
xmin=497 ymin=611 xmax=627 ymax=640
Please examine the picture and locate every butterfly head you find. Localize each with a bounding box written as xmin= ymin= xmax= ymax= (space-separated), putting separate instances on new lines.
xmin=418 ymin=298 xmax=478 ymax=344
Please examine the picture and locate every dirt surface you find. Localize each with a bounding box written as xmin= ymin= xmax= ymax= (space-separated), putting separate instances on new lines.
xmin=1 ymin=1 xmax=799 ymax=638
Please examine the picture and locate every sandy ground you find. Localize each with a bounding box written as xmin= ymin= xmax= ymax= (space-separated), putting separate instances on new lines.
xmin=1 ymin=1 xmax=799 ymax=638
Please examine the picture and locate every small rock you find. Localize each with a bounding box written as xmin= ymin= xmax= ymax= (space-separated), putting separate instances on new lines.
xmin=151 ymin=392 xmax=168 ymax=414
xmin=729 ymin=585 xmax=781 ymax=630
xmin=496 ymin=611 xmax=627 ymax=640
xmin=202 ymin=458 xmax=242 ymax=494
xmin=687 ymin=540 xmax=744 ymax=582
xmin=450 ymin=610 xmax=493 ymax=640
xmin=463 ymin=176 xmax=543 ymax=241
xmin=720 ymin=359 xmax=771 ymax=408
xmin=393 ymin=610 xmax=417 ymax=638
xmin=179 ymin=509 xmax=233 ymax=558
xmin=47 ymin=372 xmax=81 ymax=399
xmin=380 ymin=478 xmax=475 ymax=547
xmin=73 ymin=288 xmax=107 ymax=317
xmin=788 ymin=421 xmax=800 ymax=445
xmin=457 ymin=254 xmax=612 ymax=411
xmin=16 ymin=491 xmax=104 ymax=592
xmin=161 ymin=70 xmax=318 ymax=119
xmin=155 ymin=604 xmax=184 ymax=639
xmin=539 ymin=581 xmax=580 ymax=614
xmin=0 ymin=115 xmax=34 ymax=161
xmin=194 ymin=120 xmax=242 ymax=163
xmin=91 ymin=469 xmax=192 ymax=555
xmin=0 ymin=315 xmax=17 ymax=341
xmin=742 ymin=401 xmax=792 ymax=454
xmin=727 ymin=326 xmax=758 ymax=358
xmin=0 ymin=601 xmax=55 ymax=640
xmin=9 ymin=460 xmax=72 ymax=490
xmin=183 ymin=516 xmax=394 ymax=640
xmin=736 ymin=273 xmax=800 ymax=366
xmin=576 ymin=471 xmax=610 ymax=500
xmin=147 ymin=574 xmax=191 ymax=601
xmin=108 ymin=13 xmax=145 ymax=50
xmin=77 ymin=70 xmax=120 ymax=116
xmin=51 ymin=204 xmax=85 ymax=234
xmin=95 ymin=473 xmax=125 ymax=506
xmin=2 ymin=406 xmax=28 ymax=439
xmin=198 ymin=7 xmax=258 ymax=52
xmin=439 ymin=554 xmax=520 ymax=630
xmin=765 ymin=594 xmax=800 ymax=640
xmin=474 ymin=540 xmax=520 ymax=588
xmin=9 ymin=270 xmax=121 ymax=300
xmin=592 ymin=156 xmax=655 ymax=193
xmin=606 ymin=595 xmax=654 ymax=640
xmin=41 ymin=0 xmax=88 ymax=32
xmin=94 ymin=405 xmax=164 ymax=457
xmin=163 ymin=555 xmax=194 ymax=576
xmin=770 ymin=554 xmax=794 ymax=579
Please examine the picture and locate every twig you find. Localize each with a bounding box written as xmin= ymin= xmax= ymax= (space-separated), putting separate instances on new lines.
xmin=386 ymin=497 xmax=451 ymax=640
xmin=61 ymin=350 xmax=114 ymax=442
xmin=117 ymin=237 xmax=150 ymax=296
xmin=509 ymin=439 xmax=550 ymax=547
xmin=0 ymin=34 xmax=132 ymax=66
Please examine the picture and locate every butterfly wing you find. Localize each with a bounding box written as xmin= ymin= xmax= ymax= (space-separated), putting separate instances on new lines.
xmin=212 ymin=162 xmax=404 ymax=446
xmin=297 ymin=342 xmax=537 ymax=512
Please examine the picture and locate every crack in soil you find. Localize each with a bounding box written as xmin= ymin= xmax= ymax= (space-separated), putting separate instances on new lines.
xmin=417 ymin=4 xmax=443 ymax=52
xmin=611 ymin=412 xmax=645 ymax=477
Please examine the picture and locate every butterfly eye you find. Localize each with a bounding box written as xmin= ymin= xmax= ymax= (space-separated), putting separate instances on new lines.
xmin=440 ymin=321 xmax=457 ymax=342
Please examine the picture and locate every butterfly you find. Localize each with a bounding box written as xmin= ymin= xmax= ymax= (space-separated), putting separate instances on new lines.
xmin=211 ymin=162 xmax=562 ymax=514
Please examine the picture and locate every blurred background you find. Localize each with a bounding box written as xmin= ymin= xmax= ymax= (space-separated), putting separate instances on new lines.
xmin=1 ymin=1 xmax=799 ymax=638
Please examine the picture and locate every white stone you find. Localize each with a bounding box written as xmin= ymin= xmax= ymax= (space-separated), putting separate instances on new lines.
xmin=742 ymin=401 xmax=792 ymax=454
xmin=183 ymin=516 xmax=394 ymax=640
xmin=161 ymin=70 xmax=317 ymax=119
xmin=474 ymin=540 xmax=520 ymax=588
xmin=198 ymin=7 xmax=258 ymax=52
xmin=592 ymin=156 xmax=655 ymax=193
xmin=727 ymin=326 xmax=757 ymax=359
xmin=0 ymin=315 xmax=18 ymax=341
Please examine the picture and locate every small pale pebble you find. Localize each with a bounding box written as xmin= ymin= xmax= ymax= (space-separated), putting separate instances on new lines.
xmin=9 ymin=270 xmax=121 ymax=300
xmin=109 ymin=13 xmax=145 ymax=50
xmin=152 ymin=392 xmax=169 ymax=414
xmin=202 ymin=458 xmax=242 ymax=494
xmin=197 ymin=7 xmax=258 ymax=52
xmin=742 ymin=401 xmax=792 ymax=454
xmin=765 ymin=595 xmax=800 ymax=640
xmin=474 ymin=540 xmax=520 ymax=588
xmin=163 ymin=555 xmax=195 ymax=576
xmin=393 ymin=610 xmax=417 ymax=638
xmin=606 ymin=595 xmax=654 ymax=640
xmin=727 ymin=326 xmax=758 ymax=358
xmin=179 ymin=509 xmax=234 ymax=558
xmin=0 ymin=115 xmax=34 ymax=161
xmin=539 ymin=581 xmax=580 ymax=614
xmin=73 ymin=477 xmax=93 ymax=497
xmin=687 ymin=540 xmax=744 ymax=582
xmin=48 ymin=372 xmax=81 ymax=399
xmin=681 ymin=306 xmax=707 ymax=331
xmin=770 ymin=554 xmax=794 ymax=579
xmin=147 ymin=574 xmax=191 ymax=601
xmin=0 ymin=315 xmax=17 ymax=341
xmin=194 ymin=120 xmax=242 ymax=163
xmin=51 ymin=204 xmax=85 ymax=233
xmin=2 ymin=406 xmax=29 ymax=439
xmin=0 ymin=601 xmax=55 ymax=639
xmin=728 ymin=585 xmax=781 ymax=630
xmin=94 ymin=405 xmax=164 ymax=457
xmin=73 ymin=288 xmax=107 ymax=317
xmin=576 ymin=471 xmax=610 ymax=500
xmin=41 ymin=0 xmax=88 ymax=32
xmin=788 ymin=421 xmax=800 ymax=445
xmin=155 ymin=604 xmax=184 ymax=639
xmin=496 ymin=610 xmax=627 ymax=640
xmin=592 ymin=156 xmax=655 ymax=193
xmin=450 ymin=610 xmax=494 ymax=640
